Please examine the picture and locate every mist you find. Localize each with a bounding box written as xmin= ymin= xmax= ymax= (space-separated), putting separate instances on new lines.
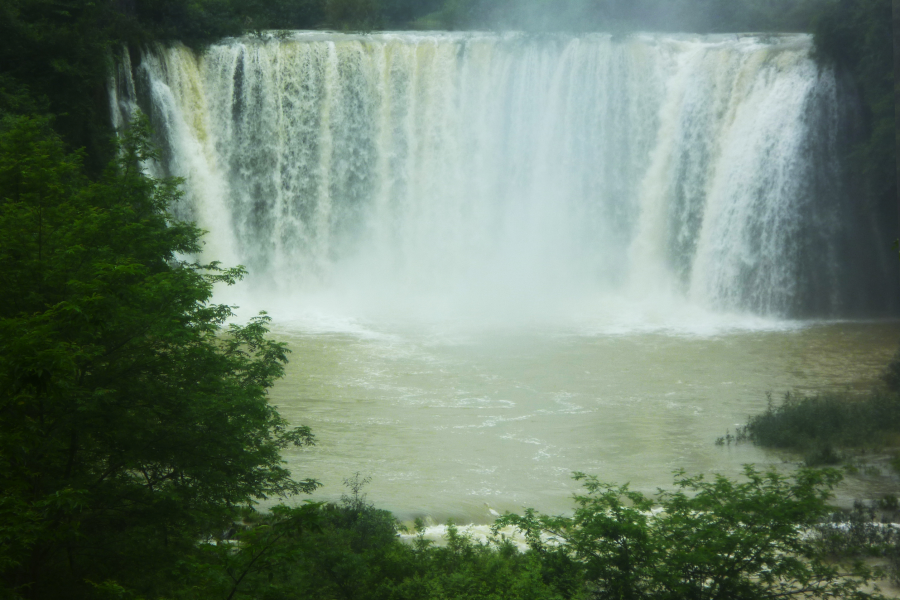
xmin=415 ymin=0 xmax=831 ymax=34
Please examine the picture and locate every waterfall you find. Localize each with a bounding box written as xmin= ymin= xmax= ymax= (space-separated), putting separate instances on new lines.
xmin=110 ymin=31 xmax=890 ymax=325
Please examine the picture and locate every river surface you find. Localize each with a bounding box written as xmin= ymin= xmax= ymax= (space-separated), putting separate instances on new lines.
xmin=268 ymin=317 xmax=900 ymax=523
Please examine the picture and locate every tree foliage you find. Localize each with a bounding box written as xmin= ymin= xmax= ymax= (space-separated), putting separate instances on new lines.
xmin=723 ymin=390 xmax=900 ymax=466
xmin=496 ymin=467 xmax=881 ymax=600
xmin=813 ymin=0 xmax=896 ymax=225
xmin=0 ymin=0 xmax=123 ymax=173
xmin=172 ymin=485 xmax=568 ymax=600
xmin=103 ymin=468 xmax=885 ymax=600
xmin=0 ymin=114 xmax=317 ymax=599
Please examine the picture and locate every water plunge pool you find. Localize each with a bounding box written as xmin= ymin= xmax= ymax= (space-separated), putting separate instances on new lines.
xmin=269 ymin=318 xmax=900 ymax=523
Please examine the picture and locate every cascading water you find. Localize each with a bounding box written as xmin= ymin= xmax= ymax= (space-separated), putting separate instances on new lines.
xmin=110 ymin=31 xmax=889 ymax=328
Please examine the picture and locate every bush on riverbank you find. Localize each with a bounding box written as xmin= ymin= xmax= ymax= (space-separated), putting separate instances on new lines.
xmin=166 ymin=467 xmax=883 ymax=600
xmin=167 ymin=478 xmax=568 ymax=600
xmin=722 ymin=390 xmax=900 ymax=466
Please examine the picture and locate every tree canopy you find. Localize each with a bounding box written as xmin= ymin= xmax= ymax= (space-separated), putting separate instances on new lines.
xmin=0 ymin=113 xmax=317 ymax=598
xmin=496 ymin=467 xmax=880 ymax=600
xmin=813 ymin=0 xmax=896 ymax=229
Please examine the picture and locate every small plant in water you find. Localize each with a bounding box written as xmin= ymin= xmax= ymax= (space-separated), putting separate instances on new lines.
xmin=718 ymin=389 xmax=900 ymax=464
xmin=342 ymin=472 xmax=373 ymax=513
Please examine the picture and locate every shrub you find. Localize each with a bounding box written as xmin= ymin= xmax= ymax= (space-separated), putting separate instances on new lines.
xmin=496 ymin=467 xmax=883 ymax=600
xmin=728 ymin=391 xmax=900 ymax=455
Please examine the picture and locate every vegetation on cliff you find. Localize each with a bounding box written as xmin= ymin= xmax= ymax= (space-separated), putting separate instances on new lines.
xmin=813 ymin=0 xmax=896 ymax=249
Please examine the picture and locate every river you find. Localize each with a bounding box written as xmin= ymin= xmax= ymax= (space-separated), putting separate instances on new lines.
xmin=266 ymin=315 xmax=900 ymax=522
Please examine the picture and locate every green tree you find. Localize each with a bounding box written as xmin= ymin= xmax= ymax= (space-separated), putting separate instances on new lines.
xmin=0 ymin=114 xmax=317 ymax=599
xmin=324 ymin=0 xmax=383 ymax=30
xmin=814 ymin=0 xmax=896 ymax=234
xmin=496 ymin=467 xmax=883 ymax=600
xmin=0 ymin=0 xmax=124 ymax=174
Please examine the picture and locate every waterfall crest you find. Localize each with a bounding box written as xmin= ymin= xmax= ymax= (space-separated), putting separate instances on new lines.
xmin=110 ymin=31 xmax=886 ymax=325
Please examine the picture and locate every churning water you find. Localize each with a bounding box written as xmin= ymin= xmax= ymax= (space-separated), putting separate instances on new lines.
xmin=110 ymin=31 xmax=899 ymax=520
xmin=268 ymin=320 xmax=900 ymax=523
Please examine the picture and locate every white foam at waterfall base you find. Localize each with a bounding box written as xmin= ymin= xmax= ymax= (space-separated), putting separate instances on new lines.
xmin=213 ymin=272 xmax=804 ymax=338
xmin=110 ymin=32 xmax=851 ymax=334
